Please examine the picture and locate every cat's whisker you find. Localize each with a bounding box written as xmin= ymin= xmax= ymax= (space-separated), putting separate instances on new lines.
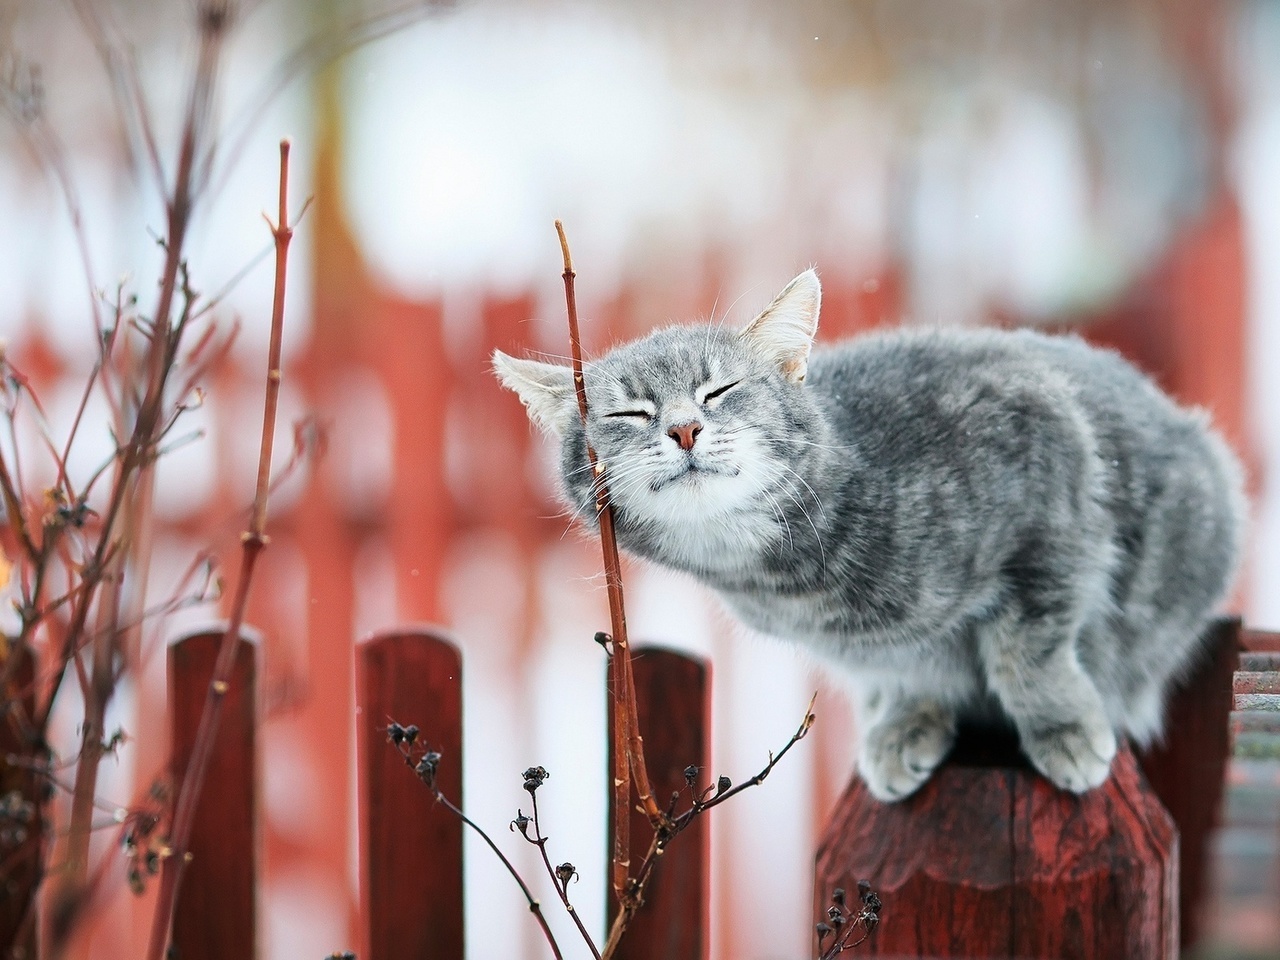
xmin=786 ymin=490 xmax=828 ymax=575
xmin=775 ymin=460 xmax=830 ymax=525
xmin=755 ymin=435 xmax=858 ymax=453
xmin=738 ymin=460 xmax=794 ymax=556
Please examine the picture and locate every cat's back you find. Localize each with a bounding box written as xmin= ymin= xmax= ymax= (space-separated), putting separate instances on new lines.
xmin=806 ymin=326 xmax=1193 ymax=451
xmin=805 ymin=325 xmax=1243 ymax=632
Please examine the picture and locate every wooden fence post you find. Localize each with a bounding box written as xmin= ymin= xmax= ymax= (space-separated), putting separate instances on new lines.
xmin=1139 ymin=617 xmax=1241 ymax=951
xmin=357 ymin=628 xmax=464 ymax=960
xmin=168 ymin=630 xmax=257 ymax=960
xmin=815 ymin=735 xmax=1177 ymax=959
xmin=607 ymin=645 xmax=710 ymax=960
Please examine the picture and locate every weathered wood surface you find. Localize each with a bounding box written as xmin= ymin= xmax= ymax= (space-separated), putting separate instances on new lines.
xmin=169 ymin=630 xmax=257 ymax=960
xmin=1139 ymin=617 xmax=1240 ymax=950
xmin=358 ymin=628 xmax=464 ymax=960
xmin=816 ymin=736 xmax=1177 ymax=959
xmin=608 ymin=646 xmax=710 ymax=960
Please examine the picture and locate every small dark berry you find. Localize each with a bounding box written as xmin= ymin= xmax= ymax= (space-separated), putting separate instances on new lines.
xmin=555 ymin=862 xmax=578 ymax=885
xmin=716 ymin=775 xmax=731 ymax=794
xmin=683 ymin=765 xmax=699 ymax=785
xmin=521 ymin=766 xmax=549 ymax=793
xmin=415 ymin=751 xmax=441 ymax=784
xmin=832 ymin=886 xmax=846 ymax=906
xmin=403 ymin=725 xmax=419 ymax=745
xmin=386 ymin=723 xmax=405 ymax=745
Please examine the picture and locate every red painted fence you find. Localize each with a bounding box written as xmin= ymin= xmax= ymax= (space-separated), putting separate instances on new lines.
xmin=167 ymin=627 xmax=711 ymax=960
xmin=165 ymin=619 xmax=1276 ymax=959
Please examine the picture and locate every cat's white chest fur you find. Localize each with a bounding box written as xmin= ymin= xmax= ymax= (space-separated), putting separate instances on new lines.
xmin=625 ymin=479 xmax=783 ymax=575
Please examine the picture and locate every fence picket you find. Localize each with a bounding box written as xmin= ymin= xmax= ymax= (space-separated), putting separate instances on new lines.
xmin=607 ymin=646 xmax=710 ymax=960
xmin=168 ymin=630 xmax=257 ymax=960
xmin=1139 ymin=617 xmax=1242 ymax=951
xmin=358 ymin=628 xmax=464 ymax=960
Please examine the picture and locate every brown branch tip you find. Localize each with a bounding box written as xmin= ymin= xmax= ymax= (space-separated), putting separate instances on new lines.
xmin=555 ymin=219 xmax=574 ymax=276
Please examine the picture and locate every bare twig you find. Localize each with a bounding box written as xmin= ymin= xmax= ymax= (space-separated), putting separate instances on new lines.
xmin=49 ymin=4 xmax=231 ymax=906
xmin=524 ymin=787 xmax=601 ymax=960
xmin=554 ymin=221 xmax=664 ymax=910
xmin=816 ymin=881 xmax=882 ymax=957
xmin=599 ymin=695 xmax=818 ymax=959
xmin=143 ymin=138 xmax=302 ymax=960
xmin=389 ymin=730 xmax=565 ymax=960
xmin=207 ymin=2 xmax=445 ymax=200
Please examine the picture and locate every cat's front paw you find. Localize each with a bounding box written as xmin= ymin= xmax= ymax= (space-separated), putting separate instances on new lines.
xmin=1021 ymin=718 xmax=1117 ymax=793
xmin=858 ymin=708 xmax=956 ymax=803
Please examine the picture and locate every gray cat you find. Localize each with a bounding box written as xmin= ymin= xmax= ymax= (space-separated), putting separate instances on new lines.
xmin=493 ymin=270 xmax=1245 ymax=802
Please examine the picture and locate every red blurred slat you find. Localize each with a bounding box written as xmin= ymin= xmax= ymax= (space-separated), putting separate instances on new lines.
xmin=169 ymin=630 xmax=257 ymax=960
xmin=607 ymin=646 xmax=710 ymax=960
xmin=358 ymin=628 xmax=464 ymax=960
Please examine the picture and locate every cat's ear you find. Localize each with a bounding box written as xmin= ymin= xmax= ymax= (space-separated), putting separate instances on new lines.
xmin=741 ymin=269 xmax=821 ymax=383
xmin=492 ymin=350 xmax=579 ymax=436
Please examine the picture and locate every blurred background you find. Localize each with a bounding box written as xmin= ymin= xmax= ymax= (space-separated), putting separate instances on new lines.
xmin=1 ymin=0 xmax=1278 ymax=957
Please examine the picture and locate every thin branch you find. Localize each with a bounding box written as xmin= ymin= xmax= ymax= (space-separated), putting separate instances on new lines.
xmin=206 ymin=3 xmax=444 ymax=201
xmin=391 ymin=735 xmax=565 ymax=960
xmin=0 ymin=446 xmax=37 ymax=562
xmin=68 ymin=0 xmax=167 ymax=194
xmin=555 ymin=221 xmax=664 ymax=910
xmin=56 ymin=356 xmax=106 ymax=501
xmin=143 ymin=138 xmax=301 ymax=960
xmin=816 ymin=882 xmax=882 ymax=958
xmin=437 ymin=792 xmax=563 ymax=960
xmin=37 ymin=20 xmax=233 ymax=890
xmin=685 ymin=692 xmax=816 ymax=814
xmin=528 ymin=790 xmax=601 ymax=960
xmin=599 ymin=695 xmax=818 ymax=959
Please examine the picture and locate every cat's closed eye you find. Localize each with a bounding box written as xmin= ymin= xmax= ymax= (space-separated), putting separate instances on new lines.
xmin=699 ymin=380 xmax=741 ymax=405
xmin=604 ymin=407 xmax=654 ymax=421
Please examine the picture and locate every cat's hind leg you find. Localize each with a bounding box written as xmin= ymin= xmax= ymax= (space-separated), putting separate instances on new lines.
xmin=979 ymin=610 xmax=1117 ymax=792
xmin=856 ymin=689 xmax=957 ymax=802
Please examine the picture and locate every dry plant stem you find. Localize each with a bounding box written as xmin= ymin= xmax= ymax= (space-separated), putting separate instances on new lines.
xmin=554 ymin=222 xmax=630 ymax=901
xmin=554 ymin=222 xmax=663 ymax=901
xmin=56 ymin=22 xmax=221 ymax=906
xmin=437 ymin=793 xmax=564 ymax=960
xmin=529 ymin=792 xmax=601 ymax=960
xmin=143 ymin=139 xmax=298 ymax=960
xmin=599 ymin=697 xmax=817 ymax=960
xmin=393 ymin=743 xmax=565 ymax=960
xmin=53 ymin=11 xmax=228 ymax=910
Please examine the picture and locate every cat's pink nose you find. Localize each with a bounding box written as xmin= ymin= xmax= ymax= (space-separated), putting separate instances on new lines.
xmin=667 ymin=421 xmax=702 ymax=451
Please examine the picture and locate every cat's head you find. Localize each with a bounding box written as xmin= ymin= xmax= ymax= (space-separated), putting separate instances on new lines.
xmin=493 ymin=270 xmax=824 ymax=563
